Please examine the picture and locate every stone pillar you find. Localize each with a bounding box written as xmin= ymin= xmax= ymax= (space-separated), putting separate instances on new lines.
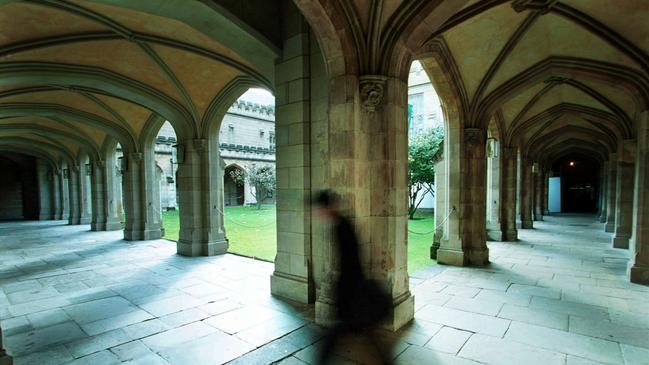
xmin=486 ymin=139 xmax=502 ymax=240
xmin=605 ymin=153 xmax=617 ymax=232
xmin=431 ymin=151 xmax=445 ymax=258
xmin=0 ymin=326 xmax=12 ymax=365
xmin=533 ymin=164 xmax=544 ymax=221
xmin=91 ymin=161 xmax=122 ymax=231
xmin=91 ymin=161 xmax=105 ymax=231
xmin=460 ymin=128 xmax=489 ymax=264
xmin=599 ymin=162 xmax=608 ymax=223
xmin=60 ymin=168 xmax=69 ymax=220
xmin=270 ymin=22 xmax=315 ymax=304
xmin=36 ymin=160 xmax=54 ymax=220
xmin=67 ymin=165 xmax=80 ymax=225
xmin=365 ymin=75 xmax=414 ymax=330
xmin=629 ymin=111 xmax=649 ymax=284
xmin=542 ymin=169 xmax=550 ymax=215
xmin=123 ymin=152 xmax=163 ymax=240
xmin=500 ymin=147 xmax=518 ymax=240
xmin=77 ymin=162 xmax=92 ymax=224
xmin=176 ymin=139 xmax=228 ymax=256
xmin=519 ymin=158 xmax=534 ymax=229
xmin=612 ymin=139 xmax=636 ymax=249
xmin=52 ymin=170 xmax=63 ymax=220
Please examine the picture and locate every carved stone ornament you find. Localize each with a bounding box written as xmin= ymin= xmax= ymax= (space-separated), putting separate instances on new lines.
xmin=359 ymin=75 xmax=388 ymax=113
xmin=464 ymin=128 xmax=483 ymax=149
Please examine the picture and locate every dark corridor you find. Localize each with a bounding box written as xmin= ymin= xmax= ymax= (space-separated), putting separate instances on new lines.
xmin=553 ymin=154 xmax=599 ymax=212
xmin=0 ymin=153 xmax=39 ymax=220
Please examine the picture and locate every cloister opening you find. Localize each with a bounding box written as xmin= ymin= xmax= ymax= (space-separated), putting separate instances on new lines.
xmin=551 ymin=154 xmax=600 ymax=213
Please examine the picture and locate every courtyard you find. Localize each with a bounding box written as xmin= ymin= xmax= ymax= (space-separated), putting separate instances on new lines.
xmin=160 ymin=207 xmax=437 ymax=274
xmin=1 ymin=214 xmax=647 ymax=365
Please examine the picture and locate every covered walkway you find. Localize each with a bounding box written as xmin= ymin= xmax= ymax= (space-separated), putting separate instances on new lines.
xmin=1 ymin=215 xmax=647 ymax=365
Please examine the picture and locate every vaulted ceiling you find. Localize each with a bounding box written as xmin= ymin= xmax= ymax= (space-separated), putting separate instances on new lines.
xmin=0 ymin=0 xmax=278 ymax=169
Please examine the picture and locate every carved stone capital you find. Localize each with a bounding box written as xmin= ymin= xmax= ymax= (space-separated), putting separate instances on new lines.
xmin=128 ymin=152 xmax=143 ymax=162
xmin=359 ymin=75 xmax=387 ymax=113
xmin=464 ymin=128 xmax=485 ymax=159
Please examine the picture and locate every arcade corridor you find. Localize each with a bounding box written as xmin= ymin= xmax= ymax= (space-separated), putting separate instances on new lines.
xmin=0 ymin=215 xmax=647 ymax=365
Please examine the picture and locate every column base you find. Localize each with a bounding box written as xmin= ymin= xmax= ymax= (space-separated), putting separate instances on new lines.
xmin=543 ymin=209 xmax=549 ymax=215
xmin=504 ymin=229 xmax=518 ymax=241
xmin=271 ymin=272 xmax=314 ymax=304
xmin=68 ymin=217 xmax=80 ymax=225
xmin=486 ymin=229 xmax=504 ymax=241
xmin=629 ymin=264 xmax=649 ymax=285
xmin=612 ymin=235 xmax=630 ymax=249
xmin=468 ymin=248 xmax=489 ymax=266
xmin=39 ymin=214 xmax=55 ymax=220
xmin=533 ymin=215 xmax=543 ymax=221
xmin=177 ymin=238 xmax=228 ymax=256
xmin=0 ymin=352 xmax=12 ymax=365
xmin=91 ymin=221 xmax=123 ymax=231
xmin=521 ymin=220 xmax=533 ymax=229
xmin=437 ymin=247 xmax=468 ymax=266
xmin=605 ymin=223 xmax=615 ymax=232
xmin=124 ymin=228 xmax=163 ymax=241
xmin=599 ymin=216 xmax=607 ymax=223
xmin=79 ymin=217 xmax=91 ymax=224
xmin=430 ymin=241 xmax=441 ymax=259
xmin=315 ymin=290 xmax=414 ymax=332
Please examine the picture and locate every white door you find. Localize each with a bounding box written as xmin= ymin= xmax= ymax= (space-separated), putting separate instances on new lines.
xmin=548 ymin=177 xmax=561 ymax=213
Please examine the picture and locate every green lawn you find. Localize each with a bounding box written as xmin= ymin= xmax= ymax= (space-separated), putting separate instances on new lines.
xmin=162 ymin=206 xmax=436 ymax=274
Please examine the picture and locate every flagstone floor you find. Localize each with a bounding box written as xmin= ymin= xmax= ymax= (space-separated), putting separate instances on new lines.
xmin=0 ymin=214 xmax=648 ymax=365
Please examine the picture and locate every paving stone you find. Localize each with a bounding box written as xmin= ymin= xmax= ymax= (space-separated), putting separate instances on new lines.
xmin=141 ymin=321 xmax=218 ymax=352
xmin=109 ymin=340 xmax=153 ymax=361
xmin=505 ymin=321 xmax=624 ymax=364
xmin=13 ymin=346 xmax=74 ymax=365
xmin=63 ymin=297 xmax=139 ymax=324
xmin=80 ymin=309 xmax=153 ymax=336
xmin=569 ymin=316 xmax=649 ymax=349
xmin=122 ymin=318 xmax=170 ymax=340
xmin=438 ymin=285 xmax=480 ymax=298
xmin=416 ymin=305 xmax=510 ymax=337
xmin=424 ymin=327 xmax=472 ymax=354
xmin=198 ymin=298 xmax=242 ymax=316
xmin=620 ymin=344 xmax=649 ymax=365
xmin=566 ymin=355 xmax=609 ymax=365
xmin=235 ymin=313 xmax=306 ymax=347
xmin=459 ymin=333 xmax=566 ymax=365
xmin=157 ymin=307 xmax=210 ymax=328
xmin=157 ymin=330 xmax=255 ymax=365
xmin=26 ymin=308 xmax=72 ymax=328
xmin=203 ymin=305 xmax=282 ymax=334
xmin=4 ymin=321 xmax=87 ymax=355
xmin=65 ymin=328 xmax=131 ymax=358
xmin=394 ymin=345 xmax=483 ymax=365
xmin=137 ymin=293 xmax=204 ymax=317
xmin=444 ymin=295 xmax=503 ymax=316
xmin=530 ymin=296 xmax=610 ymax=320
xmin=508 ymin=284 xmax=561 ymax=299
xmin=473 ymin=288 xmax=532 ymax=306
xmin=61 ymin=350 xmax=121 ymax=365
xmin=498 ymin=303 xmax=568 ymax=330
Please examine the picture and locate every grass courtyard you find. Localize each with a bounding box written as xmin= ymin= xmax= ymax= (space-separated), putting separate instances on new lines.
xmin=162 ymin=206 xmax=437 ymax=274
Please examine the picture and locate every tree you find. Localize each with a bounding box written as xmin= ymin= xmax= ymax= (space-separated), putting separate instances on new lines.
xmin=230 ymin=164 xmax=276 ymax=210
xmin=408 ymin=126 xmax=444 ymax=219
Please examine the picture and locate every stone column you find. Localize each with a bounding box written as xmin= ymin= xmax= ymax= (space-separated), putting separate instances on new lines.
xmin=519 ymin=158 xmax=534 ymax=229
xmin=123 ymin=152 xmax=163 ymax=240
xmin=599 ymin=162 xmax=608 ymax=223
xmin=36 ymin=160 xmax=54 ymax=220
xmin=176 ymin=139 xmax=228 ymax=256
xmin=500 ymin=147 xmax=518 ymax=240
xmin=67 ymin=165 xmax=80 ymax=225
xmin=0 ymin=326 xmax=12 ymax=365
xmin=486 ymin=139 xmax=502 ymax=240
xmin=91 ymin=160 xmax=122 ymax=231
xmin=629 ymin=111 xmax=649 ymax=284
xmin=431 ymin=150 xmax=445 ymax=258
xmin=270 ymin=23 xmax=315 ymax=304
xmin=364 ymin=75 xmax=414 ymax=330
xmin=60 ymin=169 xmax=69 ymax=220
xmin=90 ymin=160 xmax=105 ymax=231
xmin=460 ymin=128 xmax=489 ymax=264
xmin=52 ymin=170 xmax=63 ymax=220
xmin=543 ymin=169 xmax=550 ymax=215
xmin=605 ymin=153 xmax=617 ymax=232
xmin=77 ymin=162 xmax=91 ymax=224
xmin=533 ymin=164 xmax=544 ymax=221
xmin=612 ymin=139 xmax=636 ymax=249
